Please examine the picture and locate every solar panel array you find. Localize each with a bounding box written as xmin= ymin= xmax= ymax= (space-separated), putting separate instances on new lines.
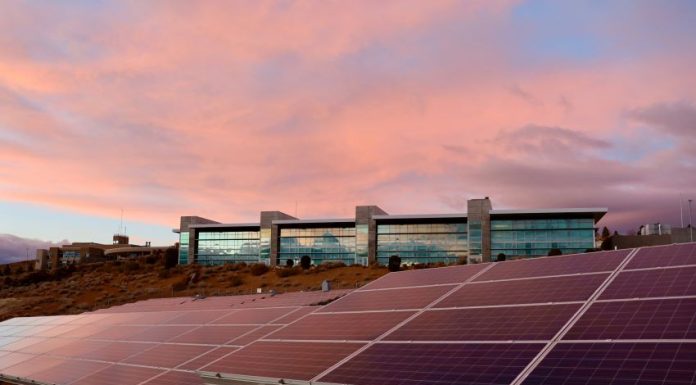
xmin=0 ymin=290 xmax=350 ymax=385
xmin=2 ymin=243 xmax=696 ymax=385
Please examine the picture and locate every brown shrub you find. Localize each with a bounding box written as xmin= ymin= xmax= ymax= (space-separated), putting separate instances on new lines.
xmin=228 ymin=274 xmax=244 ymax=287
xmin=275 ymin=266 xmax=301 ymax=278
xmin=249 ymin=263 xmax=269 ymax=276
xmin=171 ymin=275 xmax=189 ymax=292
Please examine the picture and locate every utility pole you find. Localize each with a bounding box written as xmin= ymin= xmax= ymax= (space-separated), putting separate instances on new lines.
xmin=680 ymin=194 xmax=685 ymax=227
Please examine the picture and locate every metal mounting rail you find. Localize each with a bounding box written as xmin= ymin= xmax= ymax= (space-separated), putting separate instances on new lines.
xmin=199 ymin=372 xmax=347 ymax=385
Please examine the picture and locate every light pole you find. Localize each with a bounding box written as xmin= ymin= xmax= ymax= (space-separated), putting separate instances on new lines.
xmin=689 ymin=199 xmax=693 ymax=242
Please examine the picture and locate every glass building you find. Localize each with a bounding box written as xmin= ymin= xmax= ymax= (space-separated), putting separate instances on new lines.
xmin=177 ymin=200 xmax=606 ymax=266
xmin=278 ymin=226 xmax=356 ymax=265
xmin=376 ymin=219 xmax=468 ymax=265
xmin=491 ymin=218 xmax=595 ymax=260
xmin=196 ymin=230 xmax=261 ymax=265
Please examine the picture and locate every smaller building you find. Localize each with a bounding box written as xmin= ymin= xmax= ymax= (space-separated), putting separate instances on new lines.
xmin=35 ymin=234 xmax=176 ymax=270
xmin=602 ymin=225 xmax=695 ymax=250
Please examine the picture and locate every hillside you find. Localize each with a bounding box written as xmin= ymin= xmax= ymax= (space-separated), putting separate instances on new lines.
xmin=0 ymin=259 xmax=388 ymax=322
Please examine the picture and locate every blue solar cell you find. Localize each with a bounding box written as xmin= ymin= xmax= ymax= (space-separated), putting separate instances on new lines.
xmin=600 ymin=266 xmax=696 ymax=300
xmin=565 ymin=298 xmax=696 ymax=340
xmin=522 ymin=342 xmax=696 ymax=385
xmin=320 ymin=343 xmax=544 ymax=385
xmin=475 ymin=249 xmax=631 ymax=282
xmin=626 ymin=243 xmax=696 ymax=269
xmin=386 ymin=304 xmax=580 ymax=341
xmin=437 ymin=273 xmax=608 ymax=308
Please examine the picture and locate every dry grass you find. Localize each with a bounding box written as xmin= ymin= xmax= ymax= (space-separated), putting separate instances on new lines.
xmin=0 ymin=260 xmax=388 ymax=322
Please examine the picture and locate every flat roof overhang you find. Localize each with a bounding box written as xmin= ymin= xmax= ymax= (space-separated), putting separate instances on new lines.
xmin=189 ymin=223 xmax=261 ymax=230
xmin=373 ymin=213 xmax=468 ymax=224
xmin=272 ymin=218 xmax=355 ymax=227
xmin=489 ymin=208 xmax=608 ymax=222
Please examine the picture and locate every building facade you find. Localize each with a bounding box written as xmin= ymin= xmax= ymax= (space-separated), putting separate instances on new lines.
xmin=176 ymin=198 xmax=606 ymax=266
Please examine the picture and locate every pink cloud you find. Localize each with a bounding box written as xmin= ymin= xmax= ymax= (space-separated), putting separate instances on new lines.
xmin=0 ymin=1 xmax=694 ymax=234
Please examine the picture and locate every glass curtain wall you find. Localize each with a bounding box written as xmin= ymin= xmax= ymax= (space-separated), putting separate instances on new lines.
xmin=377 ymin=222 xmax=468 ymax=265
xmin=279 ymin=227 xmax=356 ymax=265
xmin=178 ymin=232 xmax=189 ymax=265
xmin=491 ymin=218 xmax=595 ymax=259
xmin=196 ymin=230 xmax=260 ymax=265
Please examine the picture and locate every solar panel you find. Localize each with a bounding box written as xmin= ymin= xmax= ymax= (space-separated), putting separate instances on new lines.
xmin=0 ymin=355 xmax=64 ymax=378
xmin=122 ymin=325 xmax=193 ymax=342
xmin=475 ymin=249 xmax=631 ymax=282
xmin=29 ymin=359 xmax=109 ymax=385
xmin=177 ymin=346 xmax=239 ymax=371
xmin=436 ymin=273 xmax=608 ymax=308
xmin=626 ymin=243 xmax=696 ymax=269
xmin=211 ymin=307 xmax=297 ymax=324
xmin=317 ymin=284 xmax=457 ymax=313
xmin=266 ymin=311 xmax=416 ymax=341
xmin=600 ymin=265 xmax=696 ymax=300
xmin=71 ymin=364 xmax=164 ymax=385
xmin=164 ymin=310 xmax=233 ymax=324
xmin=123 ymin=344 xmax=214 ymax=368
xmin=228 ymin=324 xmax=283 ymax=345
xmin=46 ymin=339 xmax=109 ymax=358
xmin=565 ymin=298 xmax=696 ymax=340
xmin=361 ymin=263 xmax=490 ymax=290
xmin=170 ymin=325 xmax=256 ymax=345
xmin=0 ymin=352 xmax=34 ymax=371
xmin=87 ymin=341 xmax=157 ymax=362
xmin=522 ymin=342 xmax=696 ymax=385
xmin=200 ymin=341 xmax=364 ymax=380
xmin=319 ymin=343 xmax=544 ymax=385
xmin=140 ymin=370 xmax=203 ymax=385
xmin=386 ymin=304 xmax=581 ymax=342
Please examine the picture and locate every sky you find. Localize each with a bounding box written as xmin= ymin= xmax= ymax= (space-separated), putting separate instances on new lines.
xmin=1 ymin=1 xmax=695 ymax=260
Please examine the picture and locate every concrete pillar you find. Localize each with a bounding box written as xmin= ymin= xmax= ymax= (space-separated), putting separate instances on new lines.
xmin=355 ymin=205 xmax=388 ymax=265
xmin=35 ymin=249 xmax=49 ymax=271
xmin=260 ymin=211 xmax=296 ymax=266
xmin=467 ymin=198 xmax=493 ymax=263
